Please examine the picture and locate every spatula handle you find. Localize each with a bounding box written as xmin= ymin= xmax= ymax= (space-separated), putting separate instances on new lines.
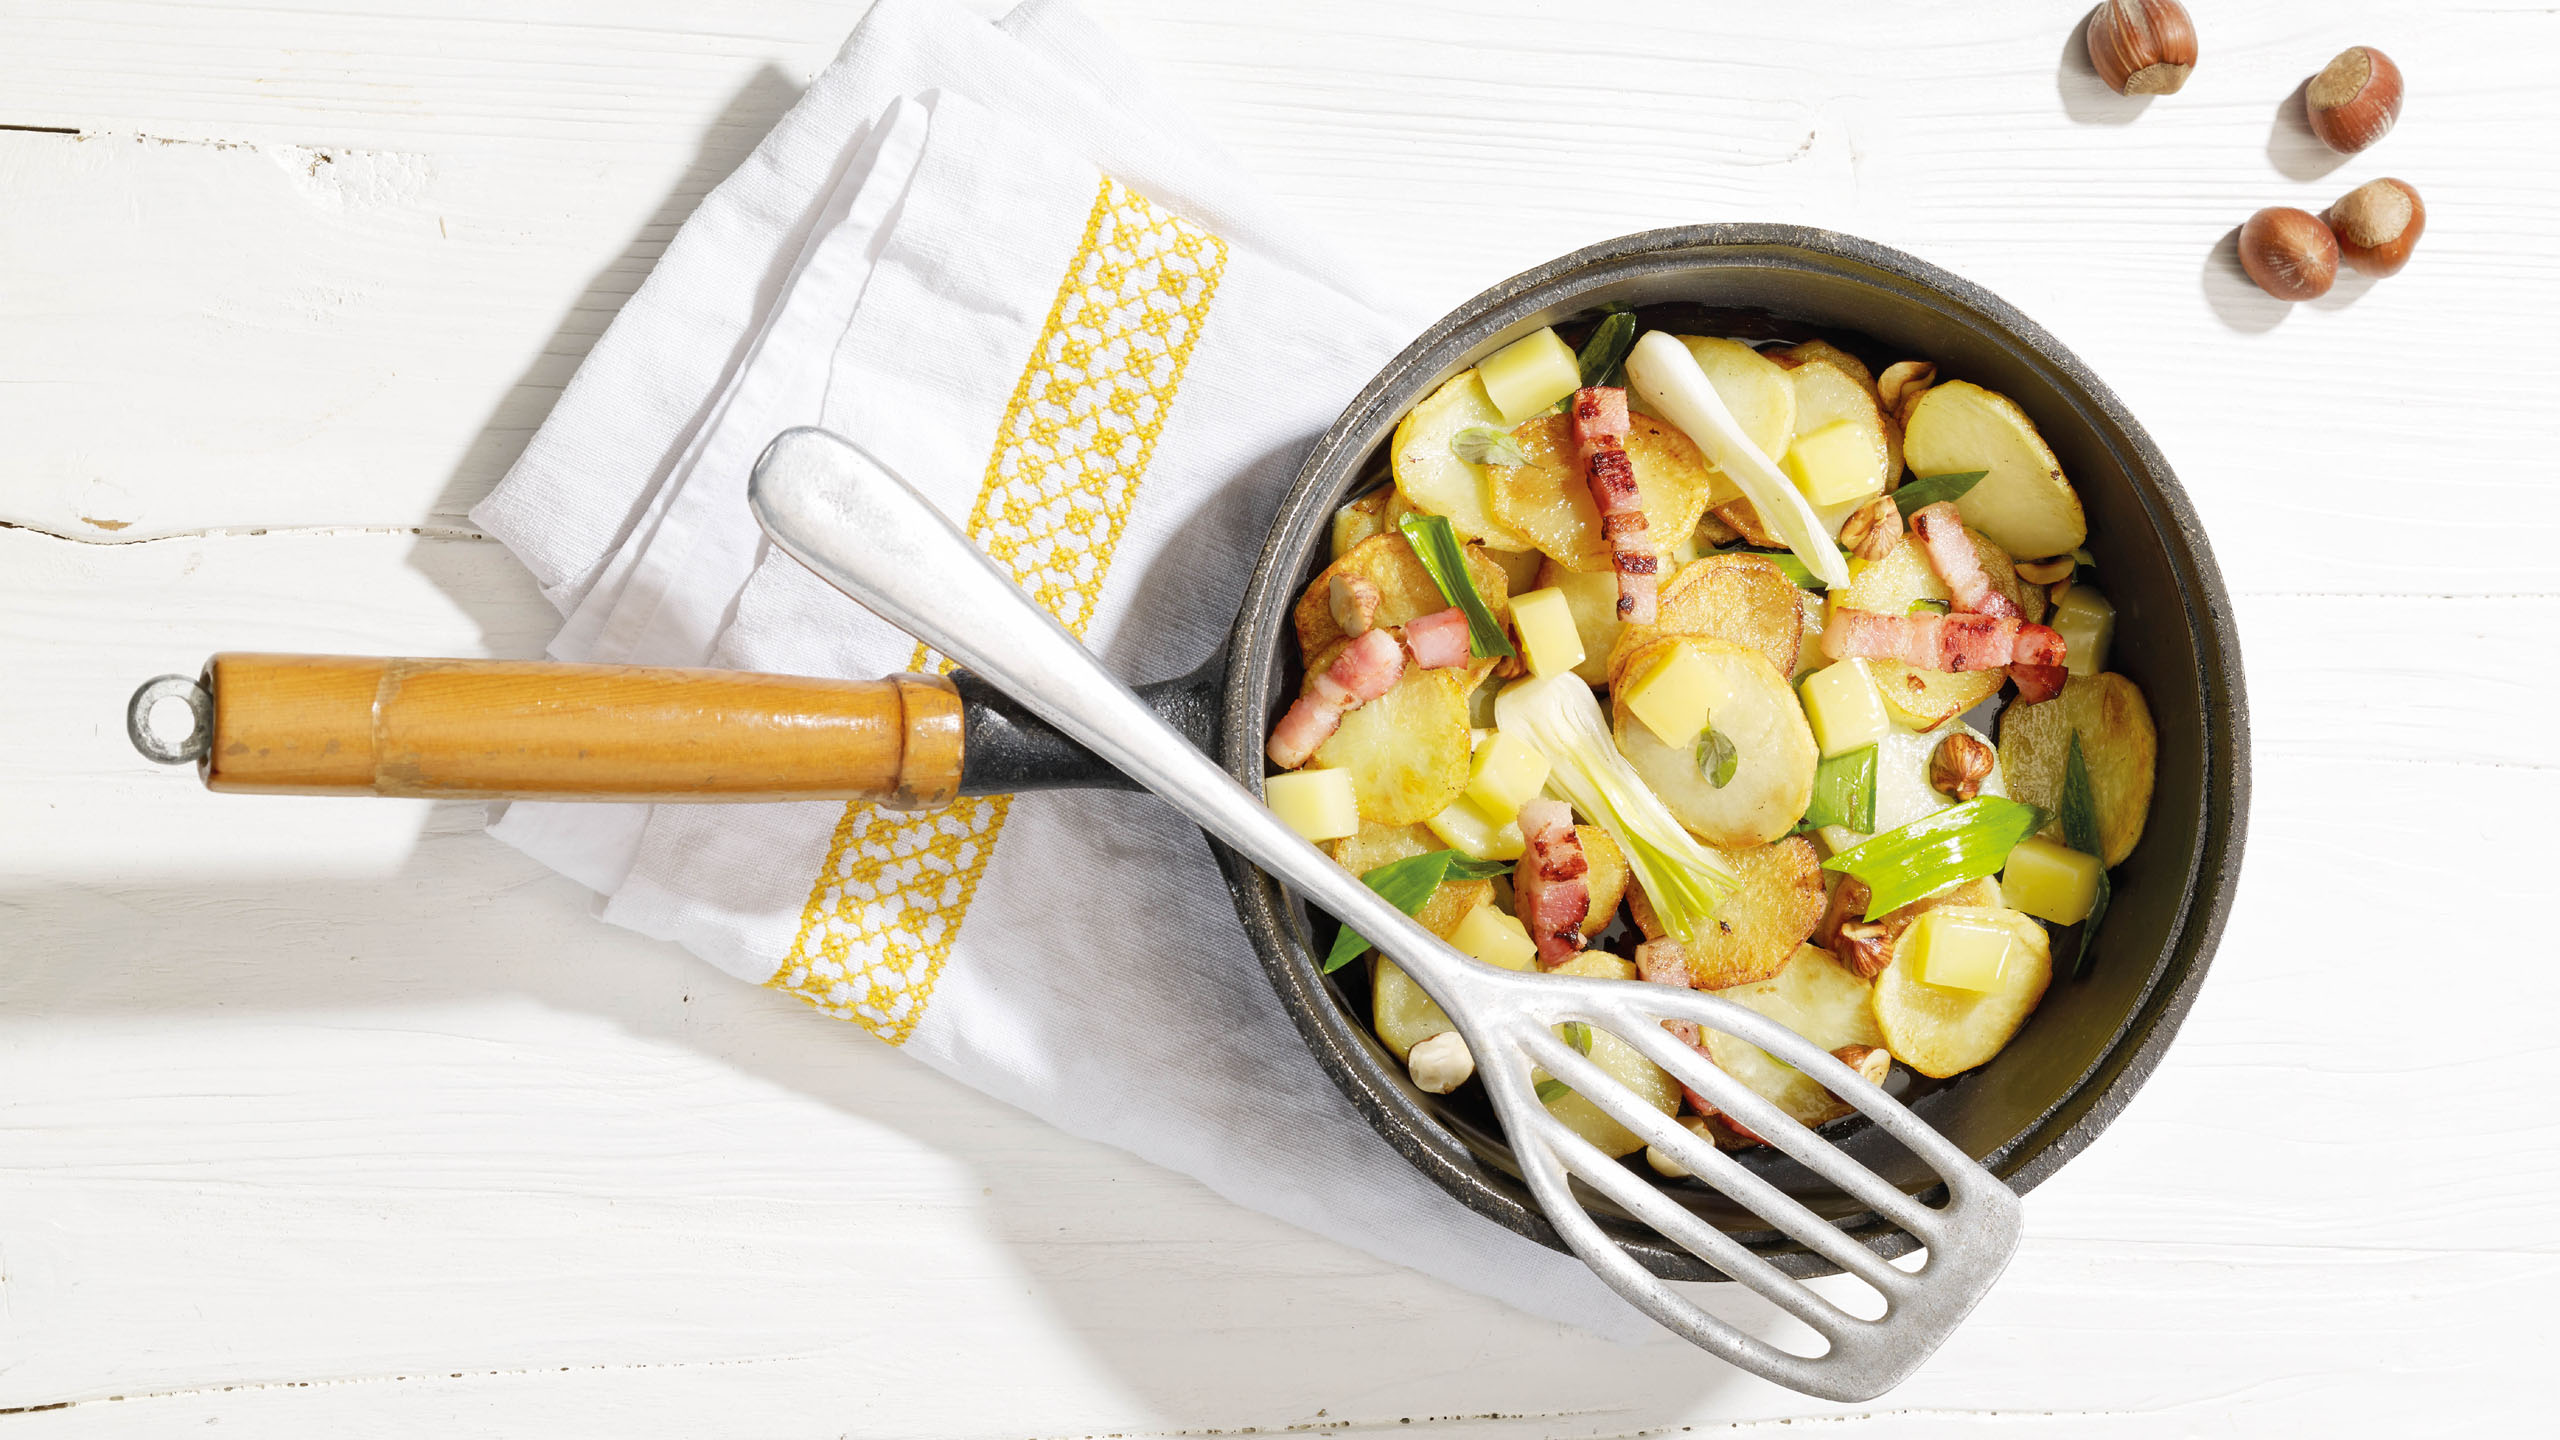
xmin=164 ymin=653 xmax=964 ymax=807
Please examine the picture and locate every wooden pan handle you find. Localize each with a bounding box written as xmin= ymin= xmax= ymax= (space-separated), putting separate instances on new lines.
xmin=193 ymin=653 xmax=963 ymax=808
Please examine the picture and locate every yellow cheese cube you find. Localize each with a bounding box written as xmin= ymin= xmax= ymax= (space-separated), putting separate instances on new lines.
xmin=1265 ymin=767 xmax=1359 ymax=841
xmin=1910 ymin=907 xmax=2019 ymax=992
xmin=1621 ymin=642 xmax=1736 ymax=749
xmin=1475 ymin=327 xmax=1582 ymax=425
xmin=1450 ymin=904 xmax=1539 ymax=971
xmin=1798 ymin=657 xmax=1892 ymax=758
xmin=1509 ymin=586 xmax=1586 ymax=678
xmin=1781 ymin=419 xmax=1884 ymax=508
xmin=1464 ymin=730 xmax=1550 ymax=819
xmin=1425 ymin=795 xmax=1527 ymax=861
xmin=2001 ymin=836 xmax=2104 ymax=925
xmin=2050 ymin=585 xmax=2115 ymax=677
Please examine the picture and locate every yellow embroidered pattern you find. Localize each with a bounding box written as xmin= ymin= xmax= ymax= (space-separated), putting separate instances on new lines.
xmin=768 ymin=174 xmax=1228 ymax=1044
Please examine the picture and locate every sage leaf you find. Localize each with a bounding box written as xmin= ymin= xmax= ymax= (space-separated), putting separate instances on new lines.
xmin=1576 ymin=311 xmax=1637 ymax=390
xmin=1696 ymin=725 xmax=1739 ymax=789
xmin=1563 ymin=1021 xmax=1593 ymax=1056
xmin=1535 ymin=1078 xmax=1572 ymax=1104
xmin=1887 ymin=469 xmax=1989 ymax=513
xmin=2061 ymin=731 xmax=2112 ymax=979
xmin=1451 ymin=424 xmax=1530 ymax=468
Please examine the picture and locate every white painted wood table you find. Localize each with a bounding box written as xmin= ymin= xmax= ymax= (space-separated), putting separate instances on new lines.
xmin=6 ymin=1 xmax=2552 ymax=1432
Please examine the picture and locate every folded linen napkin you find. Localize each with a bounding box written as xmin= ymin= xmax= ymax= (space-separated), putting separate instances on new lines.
xmin=471 ymin=0 xmax=1657 ymax=1340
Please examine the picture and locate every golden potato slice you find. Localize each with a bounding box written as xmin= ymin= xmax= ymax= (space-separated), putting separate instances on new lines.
xmin=1870 ymin=906 xmax=2051 ymax=1078
xmin=1901 ymin=380 xmax=2088 ymax=561
xmin=1633 ymin=835 xmax=1824 ymax=988
xmin=1609 ymin=638 xmax=1817 ymax=848
xmin=1770 ymin=338 xmax=1877 ymax=394
xmin=1390 ymin=369 xmax=1535 ymax=548
xmin=1654 ymin=337 xmax=1790 ymax=489
xmin=1532 ymin=560 xmax=1624 ymax=686
xmin=1487 ymin=412 xmax=1715 ymax=573
xmin=1604 ymin=553 xmax=1805 ymax=684
xmin=1484 ymin=545 xmax=1544 ymax=596
xmin=1834 ymin=524 xmax=2036 ymax=727
xmin=1328 ymin=485 xmax=1418 ymax=560
xmin=1997 ymin=671 xmax=2157 ymax=866
xmin=1539 ymin=951 xmax=1680 ymax=1157
xmin=1293 ymin=533 xmax=1511 ymax=668
xmin=1786 ymin=359 xmax=1902 ymax=536
xmin=1576 ymin=824 xmax=1629 ymax=936
xmin=1371 ymin=959 xmax=1451 ymax=1061
xmin=1701 ymin=944 xmax=1888 ymax=1128
xmin=1308 ymin=654 xmax=1472 ymax=826
xmin=1328 ymin=821 xmax=1493 ymax=938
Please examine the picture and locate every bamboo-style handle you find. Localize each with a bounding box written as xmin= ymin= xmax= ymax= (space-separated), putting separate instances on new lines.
xmin=191 ymin=653 xmax=963 ymax=807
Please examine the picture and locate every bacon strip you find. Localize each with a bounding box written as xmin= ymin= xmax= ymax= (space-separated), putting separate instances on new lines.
xmin=1512 ymin=798 xmax=1590 ymax=968
xmin=1907 ymin=502 xmax=2020 ymax=621
xmin=1265 ymin=628 xmax=1405 ymax=769
xmin=1570 ymin=386 xmax=1657 ymax=624
xmin=1401 ymin=607 xmax=1472 ymax=671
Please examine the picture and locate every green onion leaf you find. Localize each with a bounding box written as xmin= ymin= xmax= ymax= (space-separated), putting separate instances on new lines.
xmin=1398 ymin=511 xmax=1517 ymax=660
xmin=1450 ymin=424 xmax=1530 ymax=468
xmin=2069 ymin=547 xmax=2097 ymax=569
xmin=1822 ymin=796 xmax=2047 ymax=920
xmin=1908 ymin=598 xmax=1951 ymax=616
xmin=1563 ymin=1021 xmax=1593 ymax=1055
xmin=1695 ymin=724 xmax=1739 ymax=788
xmin=1889 ymin=469 xmax=1990 ymax=513
xmin=1442 ymin=853 xmax=1516 ymax=881
xmin=1535 ymin=1078 xmax=1572 ymax=1104
xmin=2061 ymin=731 xmax=2112 ymax=979
xmin=1322 ymin=848 xmax=1460 ymax=972
xmin=1576 ymin=311 xmax=1638 ymax=390
xmin=1761 ymin=552 xmax=1829 ymax=592
xmin=1802 ymin=744 xmax=1878 ymax=832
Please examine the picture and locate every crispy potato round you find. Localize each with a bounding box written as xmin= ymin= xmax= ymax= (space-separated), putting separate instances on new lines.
xmin=1576 ymin=824 xmax=1629 ymax=936
xmin=1786 ymin=358 xmax=1901 ymax=535
xmin=1609 ymin=638 xmax=1818 ymax=848
xmin=1293 ymin=533 xmax=1510 ymax=669
xmin=1835 ymin=523 xmax=2038 ymax=727
xmin=1901 ymin=380 xmax=2088 ymax=561
xmin=1604 ymin=553 xmax=1805 ymax=684
xmin=1700 ymin=944 xmax=1888 ymax=1128
xmin=1488 ymin=412 xmax=1715 ymax=573
xmin=1306 ymin=651 xmax=1472 ymax=826
xmin=1770 ymin=338 xmax=1877 ymax=393
xmin=1390 ymin=369 xmax=1535 ymax=548
xmin=1997 ymin=671 xmax=2157 ymax=866
xmin=1870 ymin=906 xmax=2051 ymax=1078
xmin=1631 ymin=835 xmax=1825 ymax=988
xmin=1328 ymin=485 xmax=1417 ymax=560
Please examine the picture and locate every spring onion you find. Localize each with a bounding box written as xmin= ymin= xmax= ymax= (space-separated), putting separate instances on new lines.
xmin=1626 ymin=331 xmax=1850 ymax=591
xmin=2060 ymin=731 xmax=2111 ymax=979
xmin=1322 ymin=847 xmax=1502 ymax=972
xmin=1886 ymin=469 xmax=1989 ymax=514
xmin=1495 ymin=672 xmax=1739 ymax=943
xmin=1802 ymin=744 xmax=1878 ymax=832
xmin=1398 ymin=511 xmax=1517 ymax=659
xmin=1576 ymin=310 xmax=1637 ymax=390
xmin=1822 ymin=795 xmax=2046 ymax=920
xmin=1908 ymin=598 xmax=1951 ymax=616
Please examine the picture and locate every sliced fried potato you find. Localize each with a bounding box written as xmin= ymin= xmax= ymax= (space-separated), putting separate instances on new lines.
xmin=1487 ymin=412 xmax=1715 ymax=572
xmin=1540 ymin=951 xmax=1680 ymax=1157
xmin=1609 ymin=638 xmax=1818 ymax=847
xmin=1901 ymin=380 xmax=2087 ymax=561
xmin=1329 ymin=486 xmax=1417 ymax=559
xmin=1309 ymin=656 xmax=1472 ymax=826
xmin=1700 ymin=944 xmax=1888 ymax=1127
xmin=1666 ymin=337 xmax=1791 ymax=483
xmin=1997 ymin=671 xmax=2157 ymax=866
xmin=1786 ymin=359 xmax=1901 ymax=536
xmin=1770 ymin=338 xmax=1877 ymax=394
xmin=1534 ymin=560 xmax=1624 ymax=686
xmin=1834 ymin=525 xmax=2035 ymax=726
xmin=1870 ymin=906 xmax=2051 ymax=1078
xmin=1328 ymin=821 xmax=1494 ymax=937
xmin=1605 ymin=553 xmax=1804 ymax=684
xmin=1577 ymin=824 xmax=1629 ymax=936
xmin=1484 ymin=545 xmax=1544 ymax=596
xmin=1390 ymin=370 xmax=1536 ymax=548
xmin=1371 ymin=959 xmax=1451 ymax=1061
xmin=1664 ymin=835 xmax=1826 ymax=988
xmin=1293 ymin=533 xmax=1511 ymax=667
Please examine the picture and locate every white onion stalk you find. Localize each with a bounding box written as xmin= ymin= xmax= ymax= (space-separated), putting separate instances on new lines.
xmin=1625 ymin=330 xmax=1851 ymax=591
xmin=1495 ymin=671 xmax=1738 ymax=944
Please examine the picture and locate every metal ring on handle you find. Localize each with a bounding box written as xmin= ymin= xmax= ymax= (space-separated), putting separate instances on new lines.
xmin=128 ymin=674 xmax=213 ymax=765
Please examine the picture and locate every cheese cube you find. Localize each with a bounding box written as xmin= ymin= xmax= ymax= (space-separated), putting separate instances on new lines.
xmin=1781 ymin=420 xmax=1883 ymax=507
xmin=2049 ymin=585 xmax=2115 ymax=677
xmin=1464 ymin=730 xmax=1550 ymax=820
xmin=1509 ymin=586 xmax=1586 ymax=678
xmin=1475 ymin=327 xmax=1582 ymax=425
xmin=1910 ymin=907 xmax=2018 ymax=992
xmin=2001 ymin=836 xmax=2104 ymax=925
xmin=1450 ymin=904 xmax=1539 ymax=972
xmin=1798 ymin=658 xmax=1892 ymax=758
xmin=1425 ymin=795 xmax=1527 ymax=861
xmin=1621 ymin=642 xmax=1734 ymax=749
xmin=1265 ymin=767 xmax=1359 ymax=841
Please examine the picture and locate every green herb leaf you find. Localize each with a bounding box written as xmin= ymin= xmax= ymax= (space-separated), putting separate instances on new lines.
xmin=1450 ymin=424 xmax=1530 ymax=468
xmin=1889 ymin=469 xmax=1990 ymax=513
xmin=1576 ymin=311 xmax=1638 ymax=390
xmin=1753 ymin=551 xmax=1832 ymax=592
xmin=1562 ymin=1021 xmax=1593 ymax=1055
xmin=1322 ymin=849 xmax=1460 ymax=972
xmin=1802 ymin=744 xmax=1878 ymax=832
xmin=1695 ymin=724 xmax=1738 ymax=788
xmin=1442 ymin=853 xmax=1516 ymax=881
xmin=1908 ymin=598 xmax=1951 ymax=616
xmin=2061 ymin=731 xmax=2112 ymax=979
xmin=1535 ymin=1078 xmax=1572 ymax=1104
xmin=1397 ymin=511 xmax=1517 ymax=660
xmin=1822 ymin=796 xmax=2047 ymax=919
xmin=2069 ymin=547 xmax=2097 ymax=570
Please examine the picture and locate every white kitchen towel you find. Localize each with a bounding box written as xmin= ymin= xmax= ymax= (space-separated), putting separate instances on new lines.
xmin=470 ymin=0 xmax=1662 ymax=1341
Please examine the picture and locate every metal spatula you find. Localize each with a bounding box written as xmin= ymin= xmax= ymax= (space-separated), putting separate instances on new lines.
xmin=748 ymin=426 xmax=2022 ymax=1401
